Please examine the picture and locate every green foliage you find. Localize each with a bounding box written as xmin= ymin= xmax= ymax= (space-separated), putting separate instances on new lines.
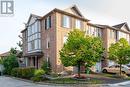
xmin=32 ymin=69 xmax=45 ymax=82
xmin=109 ymin=38 xmax=130 ymax=75
xmin=60 ymin=29 xmax=104 ymax=77
xmin=34 ymin=69 xmax=45 ymax=77
xmin=109 ymin=38 xmax=130 ymax=64
xmin=41 ymin=60 xmax=51 ymax=74
xmin=31 ymin=76 xmax=42 ymax=82
xmin=10 ymin=47 xmax=17 ymax=55
xmin=3 ymin=54 xmax=19 ymax=75
xmin=17 ymin=40 xmax=23 ymax=50
xmin=0 ymin=59 xmax=3 ymax=64
xmin=11 ymin=67 xmax=35 ymax=79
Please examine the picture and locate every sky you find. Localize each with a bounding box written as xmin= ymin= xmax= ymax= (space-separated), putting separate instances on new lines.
xmin=0 ymin=0 xmax=130 ymax=53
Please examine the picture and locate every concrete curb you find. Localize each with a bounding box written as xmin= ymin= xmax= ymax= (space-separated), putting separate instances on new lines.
xmin=8 ymin=76 xmax=104 ymax=87
xmin=9 ymin=76 xmax=130 ymax=87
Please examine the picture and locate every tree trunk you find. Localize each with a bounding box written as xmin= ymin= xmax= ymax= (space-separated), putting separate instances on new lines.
xmin=78 ymin=61 xmax=81 ymax=78
xmin=119 ymin=64 xmax=122 ymax=76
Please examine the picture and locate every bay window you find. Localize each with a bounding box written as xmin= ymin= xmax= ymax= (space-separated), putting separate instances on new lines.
xmin=27 ymin=21 xmax=41 ymax=52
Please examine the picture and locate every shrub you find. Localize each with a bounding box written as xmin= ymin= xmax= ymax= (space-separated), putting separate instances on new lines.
xmin=34 ymin=69 xmax=45 ymax=77
xmin=3 ymin=54 xmax=19 ymax=75
xmin=32 ymin=69 xmax=45 ymax=82
xmin=41 ymin=60 xmax=51 ymax=74
xmin=11 ymin=68 xmax=18 ymax=77
xmin=11 ymin=67 xmax=35 ymax=79
xmin=31 ymin=76 xmax=42 ymax=82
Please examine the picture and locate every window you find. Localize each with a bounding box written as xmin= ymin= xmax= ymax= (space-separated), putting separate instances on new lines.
xmin=46 ymin=56 xmax=50 ymax=68
xmin=45 ymin=16 xmax=51 ymax=30
xmin=75 ymin=19 xmax=81 ymax=29
xmin=110 ymin=30 xmax=116 ymax=39
xmin=97 ymin=28 xmax=102 ymax=37
xmin=46 ymin=37 xmax=50 ymax=49
xmin=31 ymin=41 xmax=35 ymax=50
xmin=63 ymin=36 xmax=68 ymax=44
xmin=62 ymin=15 xmax=70 ymax=28
xmin=27 ymin=21 xmax=41 ymax=52
xmin=47 ymin=41 xmax=50 ymax=48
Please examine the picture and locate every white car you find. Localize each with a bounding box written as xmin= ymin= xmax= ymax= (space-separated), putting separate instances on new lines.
xmin=102 ymin=65 xmax=130 ymax=75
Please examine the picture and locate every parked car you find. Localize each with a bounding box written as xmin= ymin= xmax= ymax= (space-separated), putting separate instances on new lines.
xmin=126 ymin=64 xmax=130 ymax=68
xmin=102 ymin=65 xmax=130 ymax=75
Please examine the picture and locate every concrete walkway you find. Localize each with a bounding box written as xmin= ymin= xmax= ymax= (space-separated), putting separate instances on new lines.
xmin=0 ymin=76 xmax=65 ymax=87
xmin=102 ymin=81 xmax=130 ymax=87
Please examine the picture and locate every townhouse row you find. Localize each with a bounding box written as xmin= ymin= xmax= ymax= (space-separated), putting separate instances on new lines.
xmin=21 ymin=5 xmax=130 ymax=73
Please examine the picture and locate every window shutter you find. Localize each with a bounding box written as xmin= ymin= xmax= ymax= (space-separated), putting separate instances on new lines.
xmin=49 ymin=16 xmax=51 ymax=28
xmin=61 ymin=14 xmax=63 ymax=27
xmin=45 ymin=19 xmax=47 ymax=30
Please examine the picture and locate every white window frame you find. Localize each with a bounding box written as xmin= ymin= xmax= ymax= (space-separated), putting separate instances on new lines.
xmin=75 ymin=19 xmax=81 ymax=29
xmin=62 ymin=15 xmax=70 ymax=28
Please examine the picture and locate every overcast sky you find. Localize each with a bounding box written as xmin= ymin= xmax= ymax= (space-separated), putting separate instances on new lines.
xmin=0 ymin=0 xmax=130 ymax=53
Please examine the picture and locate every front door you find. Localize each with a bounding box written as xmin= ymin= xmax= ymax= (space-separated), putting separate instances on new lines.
xmin=32 ymin=56 xmax=39 ymax=69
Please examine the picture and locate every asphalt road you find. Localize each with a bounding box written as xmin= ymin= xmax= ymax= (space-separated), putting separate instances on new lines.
xmin=0 ymin=76 xmax=65 ymax=87
xmin=1 ymin=76 xmax=130 ymax=87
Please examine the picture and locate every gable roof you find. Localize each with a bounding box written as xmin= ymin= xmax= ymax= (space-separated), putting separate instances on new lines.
xmin=0 ymin=50 xmax=21 ymax=58
xmin=96 ymin=24 xmax=130 ymax=34
xmin=64 ymin=5 xmax=84 ymax=18
xmin=21 ymin=14 xmax=42 ymax=33
xmin=27 ymin=14 xmax=42 ymax=25
xmin=40 ymin=8 xmax=89 ymax=21
xmin=112 ymin=22 xmax=130 ymax=31
xmin=0 ymin=51 xmax=10 ymax=57
xmin=21 ymin=5 xmax=89 ymax=33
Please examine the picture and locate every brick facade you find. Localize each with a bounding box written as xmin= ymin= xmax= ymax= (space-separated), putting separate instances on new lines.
xmin=21 ymin=5 xmax=130 ymax=73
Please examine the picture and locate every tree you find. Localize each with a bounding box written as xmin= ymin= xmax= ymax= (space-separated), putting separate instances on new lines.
xmin=17 ymin=35 xmax=23 ymax=58
xmin=0 ymin=59 xmax=3 ymax=64
xmin=60 ymin=29 xmax=104 ymax=77
xmin=109 ymin=38 xmax=130 ymax=75
xmin=10 ymin=47 xmax=17 ymax=55
xmin=3 ymin=54 xmax=19 ymax=75
xmin=2 ymin=48 xmax=19 ymax=75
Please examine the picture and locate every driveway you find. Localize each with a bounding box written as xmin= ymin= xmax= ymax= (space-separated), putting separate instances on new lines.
xmin=0 ymin=76 xmax=65 ymax=87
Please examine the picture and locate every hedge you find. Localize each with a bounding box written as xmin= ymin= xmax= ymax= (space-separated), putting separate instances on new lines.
xmin=11 ymin=67 xmax=35 ymax=79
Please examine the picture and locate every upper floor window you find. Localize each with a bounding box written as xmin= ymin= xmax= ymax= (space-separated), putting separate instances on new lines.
xmin=45 ymin=16 xmax=51 ymax=30
xmin=110 ymin=30 xmax=116 ymax=39
xmin=97 ymin=28 xmax=102 ymax=37
xmin=75 ymin=19 xmax=81 ymax=29
xmin=62 ymin=15 xmax=70 ymax=28
xmin=28 ymin=21 xmax=40 ymax=36
xmin=87 ymin=25 xmax=102 ymax=37
xmin=27 ymin=21 xmax=41 ymax=52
